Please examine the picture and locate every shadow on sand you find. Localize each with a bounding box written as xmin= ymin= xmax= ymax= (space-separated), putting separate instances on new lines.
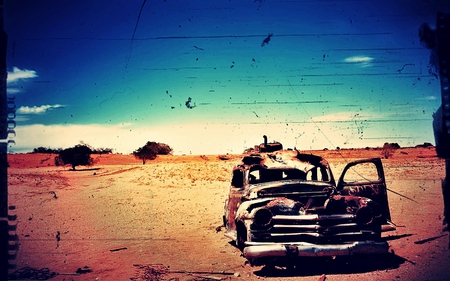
xmin=68 ymin=167 xmax=100 ymax=172
xmin=253 ymin=253 xmax=408 ymax=278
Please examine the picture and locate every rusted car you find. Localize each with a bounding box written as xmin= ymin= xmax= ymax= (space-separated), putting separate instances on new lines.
xmin=223 ymin=144 xmax=396 ymax=266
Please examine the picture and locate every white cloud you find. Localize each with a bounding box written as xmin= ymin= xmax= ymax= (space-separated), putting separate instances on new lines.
xmin=7 ymin=88 xmax=21 ymax=94
xmin=343 ymin=56 xmax=374 ymax=67
xmin=7 ymin=67 xmax=38 ymax=83
xmin=18 ymin=104 xmax=65 ymax=114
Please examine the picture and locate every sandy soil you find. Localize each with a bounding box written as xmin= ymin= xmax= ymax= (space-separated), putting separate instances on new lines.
xmin=5 ymin=147 xmax=450 ymax=281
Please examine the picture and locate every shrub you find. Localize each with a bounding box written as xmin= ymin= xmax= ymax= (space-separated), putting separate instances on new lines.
xmin=390 ymin=143 xmax=401 ymax=149
xmin=218 ymin=155 xmax=230 ymax=160
xmin=32 ymin=147 xmax=62 ymax=154
xmin=54 ymin=144 xmax=94 ymax=170
xmin=133 ymin=141 xmax=173 ymax=164
xmin=154 ymin=143 xmax=172 ymax=155
xmin=92 ymin=147 xmax=113 ymax=154
xmin=381 ymin=143 xmax=397 ymax=159
xmin=415 ymin=142 xmax=434 ymax=148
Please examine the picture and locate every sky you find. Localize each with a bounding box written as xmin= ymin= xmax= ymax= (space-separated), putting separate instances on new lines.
xmin=3 ymin=0 xmax=450 ymax=155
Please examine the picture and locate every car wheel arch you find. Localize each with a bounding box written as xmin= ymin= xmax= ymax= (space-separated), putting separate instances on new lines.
xmin=236 ymin=220 xmax=248 ymax=250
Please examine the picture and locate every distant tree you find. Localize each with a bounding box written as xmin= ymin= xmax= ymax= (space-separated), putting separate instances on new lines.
xmin=133 ymin=143 xmax=157 ymax=164
xmin=54 ymin=144 xmax=94 ymax=170
xmin=415 ymin=142 xmax=434 ymax=148
xmin=155 ymin=142 xmax=172 ymax=155
xmin=381 ymin=142 xmax=397 ymax=159
xmin=390 ymin=143 xmax=401 ymax=149
xmin=92 ymin=147 xmax=113 ymax=154
xmin=32 ymin=147 xmax=46 ymax=153
xmin=33 ymin=147 xmax=62 ymax=154
xmin=133 ymin=141 xmax=173 ymax=164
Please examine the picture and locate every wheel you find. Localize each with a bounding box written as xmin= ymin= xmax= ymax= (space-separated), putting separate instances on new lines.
xmin=236 ymin=222 xmax=247 ymax=250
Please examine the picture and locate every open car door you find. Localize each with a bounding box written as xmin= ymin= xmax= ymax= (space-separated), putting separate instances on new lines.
xmin=337 ymin=158 xmax=395 ymax=231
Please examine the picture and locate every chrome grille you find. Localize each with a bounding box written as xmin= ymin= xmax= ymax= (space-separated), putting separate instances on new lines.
xmin=251 ymin=213 xmax=379 ymax=243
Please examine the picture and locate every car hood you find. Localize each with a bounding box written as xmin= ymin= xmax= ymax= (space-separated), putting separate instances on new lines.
xmin=244 ymin=179 xmax=334 ymax=200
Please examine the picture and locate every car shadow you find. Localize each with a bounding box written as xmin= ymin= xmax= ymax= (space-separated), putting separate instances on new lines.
xmin=253 ymin=253 xmax=407 ymax=277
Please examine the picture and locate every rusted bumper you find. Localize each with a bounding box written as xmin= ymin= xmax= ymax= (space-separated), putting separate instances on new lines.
xmin=243 ymin=241 xmax=389 ymax=259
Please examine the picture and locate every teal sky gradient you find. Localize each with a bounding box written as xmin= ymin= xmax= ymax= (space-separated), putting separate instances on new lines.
xmin=4 ymin=0 xmax=450 ymax=154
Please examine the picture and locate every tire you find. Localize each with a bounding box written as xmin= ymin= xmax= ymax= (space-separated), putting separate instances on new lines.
xmin=236 ymin=222 xmax=247 ymax=250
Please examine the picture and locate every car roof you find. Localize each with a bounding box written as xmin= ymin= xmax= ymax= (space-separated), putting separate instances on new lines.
xmin=240 ymin=150 xmax=330 ymax=172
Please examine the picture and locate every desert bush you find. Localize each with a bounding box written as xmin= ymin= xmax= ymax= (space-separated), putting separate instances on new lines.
xmin=415 ymin=142 xmax=434 ymax=148
xmin=92 ymin=147 xmax=113 ymax=154
xmin=390 ymin=142 xmax=401 ymax=149
xmin=32 ymin=147 xmax=62 ymax=154
xmin=154 ymin=143 xmax=173 ymax=155
xmin=133 ymin=141 xmax=173 ymax=164
xmin=54 ymin=144 xmax=94 ymax=170
xmin=218 ymin=155 xmax=230 ymax=160
xmin=381 ymin=142 xmax=397 ymax=159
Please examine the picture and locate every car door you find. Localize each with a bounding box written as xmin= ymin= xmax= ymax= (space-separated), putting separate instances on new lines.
xmin=336 ymin=158 xmax=392 ymax=224
xmin=223 ymin=168 xmax=247 ymax=239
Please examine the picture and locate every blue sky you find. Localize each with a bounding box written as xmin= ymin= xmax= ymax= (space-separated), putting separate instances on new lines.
xmin=4 ymin=0 xmax=450 ymax=154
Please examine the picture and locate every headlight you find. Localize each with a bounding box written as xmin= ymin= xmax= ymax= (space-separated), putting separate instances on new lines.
xmin=254 ymin=208 xmax=273 ymax=227
xmin=355 ymin=206 xmax=374 ymax=225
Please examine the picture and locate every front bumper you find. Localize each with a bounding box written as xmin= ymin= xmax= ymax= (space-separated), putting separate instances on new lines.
xmin=243 ymin=240 xmax=389 ymax=259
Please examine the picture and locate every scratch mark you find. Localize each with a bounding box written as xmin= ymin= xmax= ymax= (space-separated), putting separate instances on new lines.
xmin=397 ymin=63 xmax=415 ymax=73
xmin=261 ymin=33 xmax=273 ymax=47
xmin=254 ymin=0 xmax=265 ymax=10
xmin=185 ymin=97 xmax=196 ymax=109
xmin=99 ymin=88 xmax=136 ymax=108
xmin=124 ymin=0 xmax=148 ymax=71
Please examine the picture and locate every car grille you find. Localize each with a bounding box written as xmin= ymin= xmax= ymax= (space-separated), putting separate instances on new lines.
xmin=251 ymin=213 xmax=380 ymax=243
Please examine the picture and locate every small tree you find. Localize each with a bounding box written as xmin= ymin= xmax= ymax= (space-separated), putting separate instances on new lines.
xmin=33 ymin=147 xmax=62 ymax=154
xmin=55 ymin=144 xmax=94 ymax=170
xmin=92 ymin=147 xmax=113 ymax=154
xmin=155 ymin=143 xmax=172 ymax=155
xmin=381 ymin=142 xmax=397 ymax=159
xmin=133 ymin=141 xmax=173 ymax=164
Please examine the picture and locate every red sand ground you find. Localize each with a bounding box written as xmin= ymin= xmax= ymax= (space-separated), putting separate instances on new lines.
xmin=5 ymin=147 xmax=450 ymax=281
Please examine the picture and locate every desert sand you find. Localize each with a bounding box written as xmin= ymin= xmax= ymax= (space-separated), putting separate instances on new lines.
xmin=5 ymin=147 xmax=450 ymax=281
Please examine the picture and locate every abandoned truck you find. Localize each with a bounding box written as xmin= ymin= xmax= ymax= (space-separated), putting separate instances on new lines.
xmin=223 ymin=144 xmax=396 ymax=266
